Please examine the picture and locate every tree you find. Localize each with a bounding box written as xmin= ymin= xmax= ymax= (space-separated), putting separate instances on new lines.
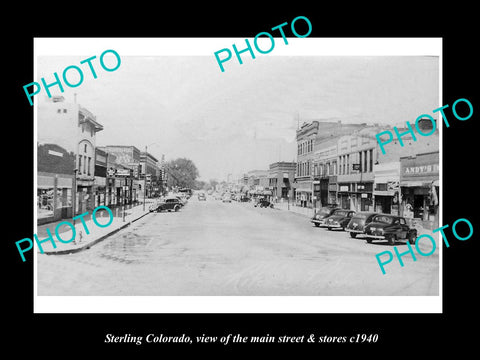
xmin=165 ymin=158 xmax=200 ymax=189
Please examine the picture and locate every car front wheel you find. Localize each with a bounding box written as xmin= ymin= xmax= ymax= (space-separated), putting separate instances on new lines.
xmin=387 ymin=234 xmax=396 ymax=245
xmin=350 ymin=232 xmax=357 ymax=238
xmin=408 ymin=232 xmax=417 ymax=244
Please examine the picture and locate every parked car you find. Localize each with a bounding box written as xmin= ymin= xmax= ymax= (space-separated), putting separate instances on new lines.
xmin=197 ymin=192 xmax=206 ymax=201
xmin=364 ymin=214 xmax=417 ymax=245
xmin=254 ymin=198 xmax=273 ymax=208
xmin=222 ymin=195 xmax=232 ymax=203
xmin=345 ymin=212 xmax=379 ymax=238
xmin=311 ymin=207 xmax=342 ymax=227
xmin=150 ymin=198 xmax=184 ymax=212
xmin=324 ymin=209 xmax=356 ymax=230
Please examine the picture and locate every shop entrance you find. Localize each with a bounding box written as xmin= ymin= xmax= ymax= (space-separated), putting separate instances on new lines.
xmin=414 ymin=195 xmax=425 ymax=219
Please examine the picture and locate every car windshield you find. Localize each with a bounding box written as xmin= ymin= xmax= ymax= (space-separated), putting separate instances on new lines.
xmin=318 ymin=208 xmax=332 ymax=216
xmin=333 ymin=210 xmax=348 ymax=216
xmin=373 ymin=215 xmax=393 ymax=224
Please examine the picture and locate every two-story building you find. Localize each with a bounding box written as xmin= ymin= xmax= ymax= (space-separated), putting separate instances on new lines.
xmin=268 ymin=162 xmax=296 ymax=201
xmin=336 ymin=130 xmax=377 ymax=212
xmin=140 ymin=151 xmax=160 ymax=198
xmin=37 ymin=96 xmax=103 ymax=222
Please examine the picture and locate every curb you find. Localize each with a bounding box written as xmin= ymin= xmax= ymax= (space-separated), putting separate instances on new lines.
xmin=42 ymin=211 xmax=152 ymax=256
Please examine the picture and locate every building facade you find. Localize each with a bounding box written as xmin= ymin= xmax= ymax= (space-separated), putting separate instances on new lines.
xmin=140 ymin=151 xmax=160 ymax=198
xmin=100 ymin=145 xmax=142 ymax=206
xmin=400 ymin=151 xmax=439 ymax=228
xmin=336 ymin=133 xmax=377 ymax=211
xmin=37 ymin=96 xmax=103 ymax=223
xmin=268 ymin=162 xmax=296 ymax=200
xmin=294 ymin=121 xmax=319 ymax=208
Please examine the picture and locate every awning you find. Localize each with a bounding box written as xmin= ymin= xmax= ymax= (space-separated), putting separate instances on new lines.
xmin=374 ymin=190 xmax=396 ymax=196
xmin=400 ymin=180 xmax=439 ymax=188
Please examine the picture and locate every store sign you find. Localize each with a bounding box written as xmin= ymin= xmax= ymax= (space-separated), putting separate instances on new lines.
xmin=404 ymin=164 xmax=439 ymax=175
xmin=116 ymin=169 xmax=131 ymax=177
xmin=339 ymin=185 xmax=349 ymax=192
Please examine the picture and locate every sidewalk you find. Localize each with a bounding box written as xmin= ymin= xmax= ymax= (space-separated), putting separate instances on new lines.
xmin=36 ymin=200 xmax=156 ymax=255
xmin=273 ymin=201 xmax=315 ymax=218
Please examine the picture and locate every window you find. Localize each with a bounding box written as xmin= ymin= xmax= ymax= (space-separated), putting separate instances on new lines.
xmin=83 ymin=155 xmax=86 ymax=174
xmin=78 ymin=156 xmax=82 ymax=174
xmin=369 ymin=149 xmax=373 ymax=172
xmin=346 ymin=154 xmax=350 ymax=174
xmin=364 ymin=150 xmax=368 ymax=173
xmin=84 ymin=144 xmax=87 ymax=153
xmin=358 ymin=152 xmax=362 ymax=172
xmin=87 ymin=157 xmax=91 ymax=176
xmin=63 ymin=109 xmax=67 ymax=113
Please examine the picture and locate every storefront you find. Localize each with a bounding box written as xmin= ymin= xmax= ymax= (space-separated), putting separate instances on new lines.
xmin=373 ymin=162 xmax=400 ymax=215
xmin=337 ymin=183 xmax=350 ymax=209
xmin=37 ymin=172 xmax=73 ymax=225
xmin=328 ymin=178 xmax=337 ymax=206
xmin=400 ymin=152 xmax=439 ymax=228
xmin=294 ymin=180 xmax=313 ymax=208
xmin=337 ymin=182 xmax=373 ymax=211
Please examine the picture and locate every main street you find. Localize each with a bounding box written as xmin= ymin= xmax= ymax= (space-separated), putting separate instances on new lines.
xmin=37 ymin=196 xmax=439 ymax=296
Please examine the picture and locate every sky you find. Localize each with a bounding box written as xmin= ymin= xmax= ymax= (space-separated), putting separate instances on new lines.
xmin=37 ymin=53 xmax=439 ymax=182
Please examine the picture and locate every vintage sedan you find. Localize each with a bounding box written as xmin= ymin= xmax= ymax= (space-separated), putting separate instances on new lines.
xmin=345 ymin=212 xmax=378 ymax=238
xmin=254 ymin=198 xmax=273 ymax=208
xmin=150 ymin=198 xmax=184 ymax=212
xmin=324 ymin=210 xmax=356 ymax=230
xmin=311 ymin=207 xmax=342 ymax=227
xmin=364 ymin=214 xmax=417 ymax=245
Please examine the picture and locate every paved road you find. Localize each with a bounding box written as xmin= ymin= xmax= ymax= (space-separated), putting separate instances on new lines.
xmin=37 ymin=197 xmax=439 ymax=296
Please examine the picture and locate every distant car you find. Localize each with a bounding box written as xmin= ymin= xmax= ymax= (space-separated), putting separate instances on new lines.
xmin=345 ymin=212 xmax=378 ymax=238
xmin=324 ymin=209 xmax=356 ymax=230
xmin=254 ymin=198 xmax=273 ymax=208
xmin=311 ymin=207 xmax=342 ymax=227
xmin=364 ymin=214 xmax=417 ymax=245
xmin=222 ymin=195 xmax=232 ymax=203
xmin=197 ymin=193 xmax=206 ymax=201
xmin=150 ymin=198 xmax=184 ymax=212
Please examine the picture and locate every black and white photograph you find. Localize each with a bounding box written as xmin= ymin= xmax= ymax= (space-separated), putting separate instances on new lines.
xmin=33 ymin=38 xmax=441 ymax=312
xmin=7 ymin=7 xmax=479 ymax=356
